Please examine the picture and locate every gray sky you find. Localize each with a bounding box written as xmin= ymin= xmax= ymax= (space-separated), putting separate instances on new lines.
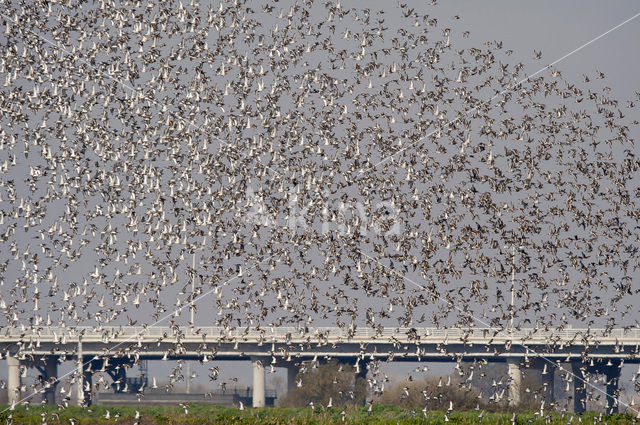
xmin=0 ymin=0 xmax=639 ymax=406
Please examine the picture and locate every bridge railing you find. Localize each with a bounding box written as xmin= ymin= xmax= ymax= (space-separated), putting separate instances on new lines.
xmin=3 ymin=326 xmax=640 ymax=344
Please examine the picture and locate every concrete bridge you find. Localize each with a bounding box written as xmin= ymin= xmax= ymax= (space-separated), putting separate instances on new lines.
xmin=2 ymin=326 xmax=639 ymax=412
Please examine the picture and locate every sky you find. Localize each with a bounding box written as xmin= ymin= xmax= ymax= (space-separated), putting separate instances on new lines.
xmin=0 ymin=0 xmax=639 ymax=409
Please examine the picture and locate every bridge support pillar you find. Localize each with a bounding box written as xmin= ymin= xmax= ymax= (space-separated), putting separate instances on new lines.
xmin=604 ymin=360 xmax=620 ymax=414
xmin=251 ymin=357 xmax=265 ymax=408
xmin=531 ymin=359 xmax=555 ymax=407
xmin=507 ymin=358 xmax=521 ymax=407
xmin=286 ymin=364 xmax=298 ymax=394
xmin=7 ymin=355 xmax=21 ymax=406
xmin=43 ymin=356 xmax=58 ymax=404
xmin=572 ymin=361 xmax=586 ymax=413
xmin=75 ymin=341 xmax=92 ymax=406
xmin=83 ymin=356 xmax=93 ymax=405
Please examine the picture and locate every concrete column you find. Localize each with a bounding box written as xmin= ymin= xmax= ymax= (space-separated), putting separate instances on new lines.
xmin=43 ymin=356 xmax=58 ymax=404
xmin=252 ymin=357 xmax=265 ymax=408
xmin=286 ymin=364 xmax=297 ymax=394
xmin=604 ymin=361 xmax=621 ymax=414
xmin=572 ymin=361 xmax=586 ymax=413
xmin=186 ymin=362 xmax=191 ymax=394
xmin=76 ymin=340 xmax=84 ymax=406
xmin=533 ymin=359 xmax=555 ymax=406
xmin=507 ymin=358 xmax=521 ymax=407
xmin=83 ymin=356 xmax=93 ymax=405
xmin=7 ymin=355 xmax=21 ymax=406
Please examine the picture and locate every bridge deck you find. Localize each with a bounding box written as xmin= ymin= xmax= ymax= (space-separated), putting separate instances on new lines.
xmin=1 ymin=326 xmax=639 ymax=345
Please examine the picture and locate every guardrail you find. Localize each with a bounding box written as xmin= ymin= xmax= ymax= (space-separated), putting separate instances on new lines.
xmin=2 ymin=326 xmax=640 ymax=345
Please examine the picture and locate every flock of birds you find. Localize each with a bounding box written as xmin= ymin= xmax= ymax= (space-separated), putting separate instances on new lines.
xmin=0 ymin=0 xmax=639 ymax=420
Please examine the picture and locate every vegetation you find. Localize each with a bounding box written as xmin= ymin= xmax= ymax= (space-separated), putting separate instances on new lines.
xmin=375 ymin=364 xmax=554 ymax=412
xmin=278 ymin=359 xmax=367 ymax=407
xmin=0 ymin=404 xmax=636 ymax=424
xmin=375 ymin=375 xmax=482 ymax=411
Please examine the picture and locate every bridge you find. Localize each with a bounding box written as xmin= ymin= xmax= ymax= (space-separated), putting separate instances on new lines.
xmin=2 ymin=326 xmax=639 ymax=412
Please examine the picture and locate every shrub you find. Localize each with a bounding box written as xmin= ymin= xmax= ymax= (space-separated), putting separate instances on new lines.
xmin=278 ymin=359 xmax=366 ymax=408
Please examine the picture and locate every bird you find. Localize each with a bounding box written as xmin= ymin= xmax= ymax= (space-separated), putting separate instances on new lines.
xmin=0 ymin=0 xmax=637 ymax=418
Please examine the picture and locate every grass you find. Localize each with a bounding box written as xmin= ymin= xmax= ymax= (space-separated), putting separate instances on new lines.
xmin=0 ymin=404 xmax=636 ymax=424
